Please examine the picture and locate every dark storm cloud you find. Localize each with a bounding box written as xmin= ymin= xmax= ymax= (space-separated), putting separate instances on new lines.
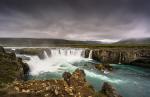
xmin=0 ymin=0 xmax=150 ymax=41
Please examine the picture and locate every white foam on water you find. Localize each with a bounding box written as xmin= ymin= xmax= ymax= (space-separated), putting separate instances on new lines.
xmin=84 ymin=70 xmax=124 ymax=83
xmin=43 ymin=51 xmax=49 ymax=59
xmin=88 ymin=50 xmax=93 ymax=59
xmin=23 ymin=48 xmax=125 ymax=84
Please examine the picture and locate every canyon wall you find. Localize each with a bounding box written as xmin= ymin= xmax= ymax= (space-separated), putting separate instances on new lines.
xmin=85 ymin=48 xmax=150 ymax=67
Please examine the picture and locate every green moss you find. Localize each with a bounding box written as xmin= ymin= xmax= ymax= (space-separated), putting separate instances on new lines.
xmin=61 ymin=44 xmax=150 ymax=49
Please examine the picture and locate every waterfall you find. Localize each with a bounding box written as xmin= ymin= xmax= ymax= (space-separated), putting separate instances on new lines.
xmin=50 ymin=48 xmax=85 ymax=57
xmin=88 ymin=50 xmax=93 ymax=59
xmin=118 ymin=52 xmax=121 ymax=64
xmin=43 ymin=51 xmax=49 ymax=59
xmin=24 ymin=48 xmax=88 ymax=75
xmin=40 ymin=48 xmax=85 ymax=60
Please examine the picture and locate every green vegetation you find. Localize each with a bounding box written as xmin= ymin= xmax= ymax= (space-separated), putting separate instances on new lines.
xmin=0 ymin=38 xmax=149 ymax=49
xmin=63 ymin=44 xmax=150 ymax=49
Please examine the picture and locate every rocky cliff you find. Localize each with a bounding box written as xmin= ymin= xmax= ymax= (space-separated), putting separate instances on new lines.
xmin=85 ymin=48 xmax=150 ymax=67
xmin=0 ymin=46 xmax=29 ymax=88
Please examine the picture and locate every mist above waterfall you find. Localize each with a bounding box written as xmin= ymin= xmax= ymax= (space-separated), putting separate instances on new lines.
xmin=24 ymin=48 xmax=90 ymax=75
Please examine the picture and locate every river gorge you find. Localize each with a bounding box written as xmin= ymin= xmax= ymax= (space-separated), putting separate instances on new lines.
xmin=2 ymin=47 xmax=150 ymax=97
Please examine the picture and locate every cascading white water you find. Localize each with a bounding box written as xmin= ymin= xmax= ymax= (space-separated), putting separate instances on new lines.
xmin=50 ymin=48 xmax=84 ymax=57
xmin=21 ymin=48 xmax=123 ymax=84
xmin=118 ymin=52 xmax=121 ymax=64
xmin=88 ymin=50 xmax=93 ymax=59
xmin=25 ymin=48 xmax=86 ymax=75
xmin=43 ymin=51 xmax=49 ymax=59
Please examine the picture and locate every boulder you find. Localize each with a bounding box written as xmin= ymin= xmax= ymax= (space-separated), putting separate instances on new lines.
xmin=101 ymin=82 xmax=122 ymax=97
xmin=95 ymin=64 xmax=113 ymax=72
xmin=62 ymin=72 xmax=71 ymax=85
xmin=69 ymin=69 xmax=86 ymax=87
xmin=0 ymin=46 xmax=5 ymax=53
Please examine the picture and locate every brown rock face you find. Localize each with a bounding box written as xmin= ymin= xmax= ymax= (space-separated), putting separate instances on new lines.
xmin=86 ymin=48 xmax=150 ymax=67
xmin=63 ymin=69 xmax=86 ymax=87
xmin=101 ymin=82 xmax=122 ymax=97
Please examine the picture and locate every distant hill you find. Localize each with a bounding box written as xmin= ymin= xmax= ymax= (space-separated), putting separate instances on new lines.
xmin=0 ymin=38 xmax=102 ymax=47
xmin=115 ymin=38 xmax=150 ymax=45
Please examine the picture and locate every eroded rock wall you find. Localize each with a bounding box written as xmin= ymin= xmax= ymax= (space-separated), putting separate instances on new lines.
xmin=85 ymin=48 xmax=150 ymax=67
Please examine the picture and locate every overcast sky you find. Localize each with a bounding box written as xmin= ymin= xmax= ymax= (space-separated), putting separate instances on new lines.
xmin=0 ymin=0 xmax=150 ymax=41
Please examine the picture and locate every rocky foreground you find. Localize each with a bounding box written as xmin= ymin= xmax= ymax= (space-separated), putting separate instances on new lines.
xmin=1 ymin=69 xmax=122 ymax=97
xmin=0 ymin=46 xmax=122 ymax=97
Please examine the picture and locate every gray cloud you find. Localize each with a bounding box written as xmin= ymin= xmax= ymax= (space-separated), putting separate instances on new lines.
xmin=0 ymin=0 xmax=150 ymax=41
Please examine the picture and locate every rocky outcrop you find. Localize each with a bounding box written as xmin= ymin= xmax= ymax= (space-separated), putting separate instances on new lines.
xmin=101 ymin=82 xmax=122 ymax=97
xmin=14 ymin=48 xmax=51 ymax=59
xmin=1 ymin=69 xmax=122 ymax=97
xmin=2 ymin=69 xmax=94 ymax=97
xmin=85 ymin=48 xmax=150 ymax=68
xmin=0 ymin=47 xmax=29 ymax=88
xmin=95 ymin=64 xmax=113 ymax=72
xmin=0 ymin=46 xmax=5 ymax=53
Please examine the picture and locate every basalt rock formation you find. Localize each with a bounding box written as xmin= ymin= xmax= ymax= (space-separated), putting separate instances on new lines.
xmin=85 ymin=48 xmax=150 ymax=68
